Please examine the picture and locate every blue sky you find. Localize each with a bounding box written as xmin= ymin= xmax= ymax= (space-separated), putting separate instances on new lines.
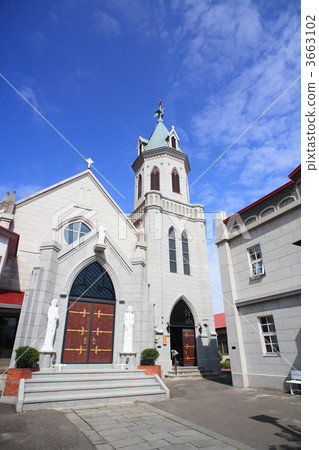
xmin=1 ymin=0 xmax=301 ymax=313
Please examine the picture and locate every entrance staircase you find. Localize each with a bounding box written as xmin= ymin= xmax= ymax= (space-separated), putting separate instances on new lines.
xmin=16 ymin=366 xmax=169 ymax=411
xmin=165 ymin=366 xmax=220 ymax=380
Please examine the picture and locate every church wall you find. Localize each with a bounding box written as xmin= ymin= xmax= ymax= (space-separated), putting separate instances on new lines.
xmin=12 ymin=226 xmax=149 ymax=367
xmin=2 ymin=173 xmax=138 ymax=293
xmin=144 ymin=206 xmax=220 ymax=374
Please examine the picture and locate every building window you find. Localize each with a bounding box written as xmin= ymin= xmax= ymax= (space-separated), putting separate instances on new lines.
xmin=248 ymin=244 xmax=265 ymax=278
xmin=229 ymin=225 xmax=241 ymax=234
xmin=260 ymin=206 xmax=275 ymax=218
xmin=64 ymin=222 xmax=90 ymax=245
xmin=182 ymin=231 xmax=190 ymax=275
xmin=138 ymin=174 xmax=142 ymax=199
xmin=172 ymin=168 xmax=180 ymax=193
xmin=259 ymin=315 xmax=280 ymax=355
xmin=171 ymin=136 xmax=177 ymax=149
xmin=244 ymin=216 xmax=257 ymax=226
xmin=151 ymin=167 xmax=160 ymax=191
xmin=169 ymin=227 xmax=177 ymax=273
xmin=217 ymin=330 xmax=229 ymax=355
xmin=278 ymin=196 xmax=295 ymax=208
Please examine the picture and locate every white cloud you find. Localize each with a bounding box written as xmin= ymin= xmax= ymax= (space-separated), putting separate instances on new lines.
xmin=93 ymin=10 xmax=120 ymax=37
xmin=19 ymin=86 xmax=40 ymax=110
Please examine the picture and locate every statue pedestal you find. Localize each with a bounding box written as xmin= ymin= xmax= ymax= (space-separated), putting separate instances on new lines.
xmin=94 ymin=243 xmax=107 ymax=252
xmin=119 ymin=352 xmax=137 ymax=369
xmin=39 ymin=351 xmax=56 ymax=370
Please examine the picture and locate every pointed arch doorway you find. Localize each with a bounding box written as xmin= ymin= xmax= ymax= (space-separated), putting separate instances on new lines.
xmin=62 ymin=262 xmax=116 ymax=364
xmin=170 ymin=300 xmax=197 ymax=366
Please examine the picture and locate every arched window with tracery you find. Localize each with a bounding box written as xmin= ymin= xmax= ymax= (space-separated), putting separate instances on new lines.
xmin=172 ymin=168 xmax=180 ymax=193
xmin=151 ymin=166 xmax=160 ymax=190
xmin=138 ymin=174 xmax=142 ymax=199
xmin=182 ymin=231 xmax=190 ymax=275
xmin=169 ymin=227 xmax=177 ymax=273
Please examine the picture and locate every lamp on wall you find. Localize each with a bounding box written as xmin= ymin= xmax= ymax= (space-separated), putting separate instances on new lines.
xmin=198 ymin=323 xmax=202 ymax=334
xmin=166 ymin=322 xmax=170 ymax=333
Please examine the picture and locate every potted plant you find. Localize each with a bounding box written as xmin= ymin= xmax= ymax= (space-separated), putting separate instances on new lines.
xmin=3 ymin=346 xmax=40 ymax=397
xmin=220 ymin=358 xmax=231 ymax=370
xmin=138 ymin=348 xmax=161 ymax=377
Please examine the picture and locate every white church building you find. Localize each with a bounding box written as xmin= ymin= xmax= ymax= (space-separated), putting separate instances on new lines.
xmin=0 ymin=108 xmax=220 ymax=390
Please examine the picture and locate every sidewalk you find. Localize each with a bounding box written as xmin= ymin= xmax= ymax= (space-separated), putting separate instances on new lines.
xmin=66 ymin=402 xmax=253 ymax=450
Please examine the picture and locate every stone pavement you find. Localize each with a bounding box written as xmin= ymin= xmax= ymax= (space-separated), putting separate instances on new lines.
xmin=0 ymin=377 xmax=300 ymax=449
xmin=65 ymin=402 xmax=254 ymax=449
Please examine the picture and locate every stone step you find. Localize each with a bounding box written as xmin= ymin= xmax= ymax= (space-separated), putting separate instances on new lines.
xmin=25 ymin=378 xmax=158 ymax=393
xmin=17 ymin=368 xmax=169 ymax=411
xmin=33 ymin=369 xmax=146 ymax=380
xmin=22 ymin=388 xmax=167 ymax=411
xmin=165 ymin=366 xmax=220 ymax=380
xmin=24 ymin=382 xmax=161 ymax=399
xmin=27 ymin=374 xmax=156 ymax=386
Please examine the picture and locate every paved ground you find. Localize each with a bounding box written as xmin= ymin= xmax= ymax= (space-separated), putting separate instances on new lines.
xmin=151 ymin=377 xmax=301 ymax=450
xmin=0 ymin=401 xmax=95 ymax=449
xmin=0 ymin=376 xmax=301 ymax=449
xmin=66 ymin=402 xmax=251 ymax=450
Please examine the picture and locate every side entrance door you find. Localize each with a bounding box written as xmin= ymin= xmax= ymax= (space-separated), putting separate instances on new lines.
xmin=182 ymin=328 xmax=196 ymax=366
xmin=62 ymin=300 xmax=115 ymax=364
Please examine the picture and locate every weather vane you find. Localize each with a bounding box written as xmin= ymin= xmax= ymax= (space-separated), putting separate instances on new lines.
xmin=154 ymin=100 xmax=165 ymax=120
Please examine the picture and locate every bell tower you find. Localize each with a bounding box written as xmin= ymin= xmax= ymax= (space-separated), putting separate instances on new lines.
xmin=132 ymin=102 xmax=191 ymax=212
xmin=130 ymin=103 xmax=219 ymax=376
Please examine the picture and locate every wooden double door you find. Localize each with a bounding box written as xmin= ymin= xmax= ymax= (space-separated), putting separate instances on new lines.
xmin=62 ymin=300 xmax=115 ymax=364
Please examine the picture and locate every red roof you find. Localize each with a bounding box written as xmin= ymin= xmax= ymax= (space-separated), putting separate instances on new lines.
xmin=0 ymin=289 xmax=25 ymax=305
xmin=288 ymin=164 xmax=301 ymax=179
xmin=215 ymin=312 xmax=226 ymax=329
xmin=223 ymin=165 xmax=300 ymax=224
xmin=0 ymin=226 xmax=20 ymax=256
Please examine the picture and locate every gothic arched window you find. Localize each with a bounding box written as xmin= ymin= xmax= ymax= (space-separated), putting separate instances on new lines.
xmin=182 ymin=231 xmax=190 ymax=275
xmin=169 ymin=227 xmax=177 ymax=273
xmin=151 ymin=166 xmax=160 ymax=191
xmin=170 ymin=300 xmax=194 ymax=326
xmin=70 ymin=261 xmax=115 ymax=300
xmin=138 ymin=174 xmax=142 ymax=199
xmin=172 ymin=168 xmax=180 ymax=193
xmin=171 ymin=136 xmax=177 ymax=149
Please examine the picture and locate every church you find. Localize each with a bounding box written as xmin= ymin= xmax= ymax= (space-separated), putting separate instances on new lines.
xmin=0 ymin=106 xmax=220 ymax=398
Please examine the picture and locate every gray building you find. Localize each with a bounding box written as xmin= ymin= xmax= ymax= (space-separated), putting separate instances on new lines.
xmin=215 ymin=166 xmax=301 ymax=390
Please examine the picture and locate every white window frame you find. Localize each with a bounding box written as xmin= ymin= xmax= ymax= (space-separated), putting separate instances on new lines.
xmin=258 ymin=315 xmax=280 ymax=356
xmin=64 ymin=221 xmax=91 ymax=245
xmin=247 ymin=244 xmax=265 ymax=278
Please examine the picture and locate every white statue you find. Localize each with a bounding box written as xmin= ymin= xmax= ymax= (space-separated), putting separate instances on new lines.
xmin=122 ymin=306 xmax=134 ymax=353
xmin=41 ymin=299 xmax=59 ymax=352
xmin=98 ymin=225 xmax=106 ymax=245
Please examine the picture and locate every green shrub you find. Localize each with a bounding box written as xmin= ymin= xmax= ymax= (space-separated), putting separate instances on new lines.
xmin=15 ymin=346 xmax=39 ymax=368
xmin=221 ymin=358 xmax=231 ymax=368
xmin=140 ymin=348 xmax=159 ymax=366
xmin=218 ymin=351 xmax=223 ymax=361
